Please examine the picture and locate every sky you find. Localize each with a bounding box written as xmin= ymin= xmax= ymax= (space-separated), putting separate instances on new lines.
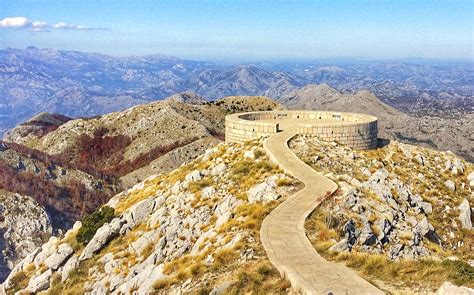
xmin=0 ymin=0 xmax=473 ymax=61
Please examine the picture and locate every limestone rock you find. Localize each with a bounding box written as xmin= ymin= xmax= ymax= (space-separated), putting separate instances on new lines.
xmin=458 ymin=199 xmax=472 ymax=229
xmin=128 ymin=198 xmax=156 ymax=226
xmin=0 ymin=192 xmax=52 ymax=281
xmin=201 ymin=186 xmax=216 ymax=199
xmin=61 ymin=254 xmax=78 ymax=282
xmin=215 ymin=212 xmax=232 ymax=229
xmin=444 ymin=180 xmax=456 ymax=192
xmin=416 ymin=217 xmax=441 ymax=245
xmin=44 ymin=243 xmax=73 ymax=270
xmin=329 ymin=238 xmax=349 ymax=252
xmin=26 ymin=269 xmax=52 ymax=293
xmin=79 ymin=218 xmax=125 ymax=261
xmin=185 ymin=170 xmax=201 ymax=182
xmin=445 ymin=158 xmax=465 ymax=175
xmin=468 ymin=172 xmax=474 ymax=188
xmin=211 ymin=163 xmax=227 ymax=176
xmin=436 ymin=281 xmax=474 ymax=295
xmin=34 ymin=237 xmax=59 ymax=268
xmin=414 ymin=154 xmax=426 ymax=166
xmin=244 ymin=149 xmax=255 ymax=159
xmin=248 ymin=175 xmax=281 ymax=203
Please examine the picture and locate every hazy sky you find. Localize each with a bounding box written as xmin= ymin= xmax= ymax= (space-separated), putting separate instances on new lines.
xmin=1 ymin=0 xmax=472 ymax=61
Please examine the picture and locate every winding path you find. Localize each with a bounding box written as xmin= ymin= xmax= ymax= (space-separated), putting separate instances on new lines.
xmin=260 ymin=125 xmax=383 ymax=295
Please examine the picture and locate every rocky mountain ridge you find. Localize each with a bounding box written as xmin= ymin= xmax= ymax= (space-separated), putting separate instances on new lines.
xmin=1 ymin=47 xmax=472 ymax=135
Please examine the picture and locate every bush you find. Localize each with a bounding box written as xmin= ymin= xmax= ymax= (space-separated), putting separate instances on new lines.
xmin=76 ymin=206 xmax=115 ymax=244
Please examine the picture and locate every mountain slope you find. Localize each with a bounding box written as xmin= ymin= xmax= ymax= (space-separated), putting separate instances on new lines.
xmin=1 ymin=140 xmax=300 ymax=294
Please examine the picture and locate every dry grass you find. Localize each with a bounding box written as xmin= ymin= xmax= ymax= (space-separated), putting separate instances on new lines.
xmin=6 ymin=271 xmax=29 ymax=293
xmin=224 ymin=260 xmax=290 ymax=295
xmin=276 ymin=177 xmax=292 ymax=187
xmin=213 ymin=248 xmax=239 ymax=268
xmin=330 ymin=251 xmax=474 ymax=290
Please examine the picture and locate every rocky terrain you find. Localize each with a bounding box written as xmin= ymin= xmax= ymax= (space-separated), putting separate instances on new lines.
xmin=0 ymin=190 xmax=53 ymax=283
xmin=1 ymin=140 xmax=301 ymax=294
xmin=1 ymin=47 xmax=472 ymax=135
xmin=279 ymin=84 xmax=474 ymax=162
xmin=290 ymin=136 xmax=473 ymax=292
xmin=0 ymin=95 xmax=283 ymax=283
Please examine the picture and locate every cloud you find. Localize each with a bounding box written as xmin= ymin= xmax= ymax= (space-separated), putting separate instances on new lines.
xmin=0 ymin=16 xmax=107 ymax=32
xmin=0 ymin=17 xmax=30 ymax=28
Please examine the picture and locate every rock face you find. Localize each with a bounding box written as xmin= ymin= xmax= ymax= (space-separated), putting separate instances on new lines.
xmin=0 ymin=191 xmax=53 ymax=282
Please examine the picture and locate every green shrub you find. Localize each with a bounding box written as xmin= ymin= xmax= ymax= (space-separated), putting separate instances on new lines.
xmin=76 ymin=206 xmax=115 ymax=244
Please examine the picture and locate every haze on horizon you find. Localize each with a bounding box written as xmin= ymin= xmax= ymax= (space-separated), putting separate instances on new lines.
xmin=0 ymin=0 xmax=473 ymax=62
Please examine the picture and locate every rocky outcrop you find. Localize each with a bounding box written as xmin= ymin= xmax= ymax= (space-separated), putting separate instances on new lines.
xmin=0 ymin=191 xmax=52 ymax=282
xmin=293 ymin=137 xmax=473 ymax=265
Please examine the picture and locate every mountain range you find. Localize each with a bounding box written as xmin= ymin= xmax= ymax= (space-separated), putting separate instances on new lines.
xmin=1 ymin=47 xmax=472 ymax=135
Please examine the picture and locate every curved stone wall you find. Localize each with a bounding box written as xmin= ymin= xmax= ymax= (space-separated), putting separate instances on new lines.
xmin=225 ymin=110 xmax=378 ymax=149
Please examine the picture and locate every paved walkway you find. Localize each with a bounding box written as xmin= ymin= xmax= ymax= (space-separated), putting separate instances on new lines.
xmin=261 ymin=125 xmax=383 ymax=295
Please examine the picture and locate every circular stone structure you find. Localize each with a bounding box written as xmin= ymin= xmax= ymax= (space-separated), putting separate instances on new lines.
xmin=225 ymin=110 xmax=378 ymax=149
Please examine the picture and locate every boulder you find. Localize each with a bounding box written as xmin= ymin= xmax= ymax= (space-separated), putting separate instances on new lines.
xmin=201 ymin=186 xmax=216 ymax=199
xmin=34 ymin=237 xmax=59 ymax=268
xmin=444 ymin=180 xmax=456 ymax=192
xmin=329 ymin=238 xmax=349 ymax=252
xmin=128 ymin=198 xmax=156 ymax=226
xmin=185 ymin=170 xmax=201 ymax=182
xmin=211 ymin=163 xmax=227 ymax=176
xmin=248 ymin=176 xmax=281 ymax=203
xmin=436 ymin=281 xmax=474 ymax=295
xmin=418 ymin=201 xmax=433 ymax=214
xmin=79 ymin=217 xmax=125 ymax=261
xmin=359 ymin=220 xmax=377 ymax=246
xmin=389 ymin=244 xmax=404 ymax=259
xmin=202 ymin=147 xmax=218 ymax=162
xmin=61 ymin=254 xmax=78 ymax=282
xmin=468 ymin=172 xmax=474 ymax=189
xmin=26 ymin=269 xmax=52 ymax=293
xmin=458 ymin=199 xmax=472 ymax=229
xmin=414 ymin=154 xmax=426 ymax=166
xmin=44 ymin=243 xmax=74 ymax=270
xmin=416 ymin=217 xmax=441 ymax=245
xmin=214 ymin=195 xmax=241 ymax=217
xmin=343 ymin=219 xmax=358 ymax=250
xmin=244 ymin=149 xmax=255 ymax=159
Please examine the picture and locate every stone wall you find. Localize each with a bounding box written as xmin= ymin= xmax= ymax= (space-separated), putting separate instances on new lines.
xmin=225 ymin=111 xmax=378 ymax=150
